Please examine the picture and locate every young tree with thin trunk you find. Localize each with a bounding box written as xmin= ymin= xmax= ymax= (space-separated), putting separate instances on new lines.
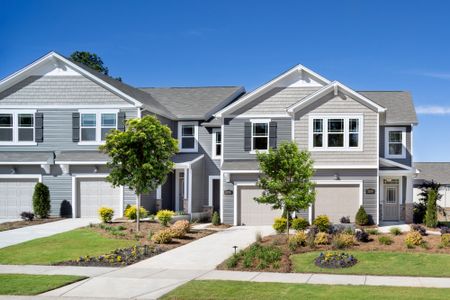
xmin=99 ymin=115 xmax=178 ymax=231
xmin=255 ymin=141 xmax=316 ymax=238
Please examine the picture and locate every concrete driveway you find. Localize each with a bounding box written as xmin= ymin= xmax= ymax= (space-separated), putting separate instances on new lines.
xmin=0 ymin=218 xmax=99 ymax=248
xmin=44 ymin=226 xmax=275 ymax=299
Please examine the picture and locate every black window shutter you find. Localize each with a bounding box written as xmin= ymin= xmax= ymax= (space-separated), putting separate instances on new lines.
xmin=72 ymin=112 xmax=80 ymax=142
xmin=35 ymin=112 xmax=44 ymax=143
xmin=118 ymin=112 xmax=126 ymax=131
xmin=269 ymin=121 xmax=277 ymax=149
xmin=244 ymin=122 xmax=251 ymax=151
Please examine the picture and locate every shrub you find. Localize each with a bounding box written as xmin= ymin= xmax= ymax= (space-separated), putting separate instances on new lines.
xmin=241 ymin=244 xmax=282 ymax=270
xmin=98 ymin=207 xmax=114 ymax=223
xmin=315 ymin=252 xmax=357 ymax=269
xmin=291 ymin=217 xmax=309 ymax=231
xmin=441 ymin=234 xmax=450 ymax=248
xmin=355 ymin=230 xmax=370 ymax=243
xmin=156 ymin=210 xmax=175 ymax=226
xmin=313 ymin=215 xmax=330 ymax=232
xmin=124 ymin=205 xmax=148 ymax=221
xmin=378 ymin=236 xmax=393 ymax=245
xmin=389 ymin=227 xmax=402 ymax=236
xmin=340 ymin=216 xmax=350 ymax=224
xmin=314 ymin=232 xmax=330 ymax=245
xmin=425 ymin=189 xmax=438 ymax=228
xmin=366 ymin=228 xmax=379 ymax=235
xmin=289 ymin=231 xmax=307 ymax=250
xmin=355 ymin=206 xmax=369 ymax=226
xmin=151 ymin=229 xmax=173 ymax=244
xmin=410 ymin=224 xmax=427 ymax=236
xmin=332 ymin=233 xmax=355 ymax=249
xmin=307 ymin=225 xmax=318 ymax=247
xmin=405 ymin=231 xmax=423 ymax=247
xmin=170 ymin=220 xmax=191 ymax=238
xmin=273 ymin=217 xmax=287 ymax=233
xmin=20 ymin=211 xmax=34 ymax=221
xmin=212 ymin=211 xmax=220 ymax=226
xmin=32 ymin=182 xmax=50 ymax=218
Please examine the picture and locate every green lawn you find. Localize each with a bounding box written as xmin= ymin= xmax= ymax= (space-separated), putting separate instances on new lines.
xmin=161 ymin=280 xmax=450 ymax=300
xmin=291 ymin=251 xmax=450 ymax=277
xmin=0 ymin=228 xmax=136 ymax=265
xmin=0 ymin=274 xmax=85 ymax=295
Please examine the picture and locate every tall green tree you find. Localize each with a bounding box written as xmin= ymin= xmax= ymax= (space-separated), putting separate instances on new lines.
xmin=425 ymin=188 xmax=438 ymax=227
xmin=414 ymin=180 xmax=443 ymax=223
xmin=255 ymin=141 xmax=316 ymax=238
xmin=99 ymin=115 xmax=178 ymax=231
xmin=70 ymin=51 xmax=122 ymax=81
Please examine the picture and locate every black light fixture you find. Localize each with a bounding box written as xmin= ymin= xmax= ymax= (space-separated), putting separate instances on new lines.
xmin=232 ymin=245 xmax=238 ymax=255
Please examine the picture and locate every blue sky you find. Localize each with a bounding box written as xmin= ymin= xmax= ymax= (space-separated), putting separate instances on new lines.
xmin=1 ymin=0 xmax=449 ymax=161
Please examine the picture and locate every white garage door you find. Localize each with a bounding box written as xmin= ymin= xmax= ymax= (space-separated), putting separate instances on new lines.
xmin=78 ymin=178 xmax=121 ymax=218
xmin=239 ymin=186 xmax=282 ymax=226
xmin=314 ymin=184 xmax=360 ymax=223
xmin=0 ymin=178 xmax=38 ymax=218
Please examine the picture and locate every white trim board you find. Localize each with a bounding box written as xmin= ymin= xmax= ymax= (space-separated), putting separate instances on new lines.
xmin=208 ymin=175 xmax=220 ymax=207
xmin=384 ymin=127 xmax=407 ymax=159
xmin=177 ymin=121 xmax=199 ymax=153
xmin=233 ymin=181 xmax=257 ymax=226
xmin=0 ymin=174 xmax=42 ymax=182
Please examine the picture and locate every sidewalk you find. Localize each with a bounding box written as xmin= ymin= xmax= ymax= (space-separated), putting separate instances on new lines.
xmin=0 ymin=218 xmax=99 ymax=248
xmin=0 ymin=265 xmax=118 ymax=277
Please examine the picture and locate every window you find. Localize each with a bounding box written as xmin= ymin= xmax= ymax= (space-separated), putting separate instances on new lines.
xmin=385 ymin=127 xmax=406 ymax=159
xmin=310 ymin=115 xmax=362 ymax=150
xmin=252 ymin=121 xmax=269 ymax=151
xmin=212 ymin=129 xmax=222 ymax=159
xmin=178 ymin=121 xmax=198 ymax=152
xmin=79 ymin=111 xmax=118 ymax=144
xmin=0 ymin=111 xmax=35 ymax=144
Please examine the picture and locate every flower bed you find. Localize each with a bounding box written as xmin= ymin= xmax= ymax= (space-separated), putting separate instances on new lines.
xmin=314 ymin=252 xmax=357 ymax=269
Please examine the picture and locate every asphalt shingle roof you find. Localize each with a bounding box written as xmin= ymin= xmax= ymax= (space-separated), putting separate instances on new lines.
xmin=414 ymin=162 xmax=450 ymax=184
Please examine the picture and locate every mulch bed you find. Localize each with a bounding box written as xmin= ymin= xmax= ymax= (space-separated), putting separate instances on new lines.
xmin=0 ymin=217 xmax=62 ymax=232
xmin=55 ymin=221 xmax=215 ymax=267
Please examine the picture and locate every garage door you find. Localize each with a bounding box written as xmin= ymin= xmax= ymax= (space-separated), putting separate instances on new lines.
xmin=314 ymin=184 xmax=360 ymax=223
xmin=239 ymin=186 xmax=282 ymax=225
xmin=0 ymin=178 xmax=38 ymax=218
xmin=78 ymin=178 xmax=121 ymax=218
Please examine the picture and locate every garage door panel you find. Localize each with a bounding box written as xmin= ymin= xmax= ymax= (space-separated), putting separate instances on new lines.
xmin=0 ymin=179 xmax=37 ymax=218
xmin=239 ymin=186 xmax=282 ymax=226
xmin=78 ymin=178 xmax=121 ymax=218
xmin=314 ymin=184 xmax=360 ymax=223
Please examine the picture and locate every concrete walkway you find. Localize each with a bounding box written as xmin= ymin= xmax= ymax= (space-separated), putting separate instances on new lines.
xmin=0 ymin=265 xmax=117 ymax=277
xmin=0 ymin=218 xmax=99 ymax=248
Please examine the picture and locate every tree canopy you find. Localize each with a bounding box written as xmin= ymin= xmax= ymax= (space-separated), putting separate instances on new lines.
xmin=70 ymin=51 xmax=122 ymax=81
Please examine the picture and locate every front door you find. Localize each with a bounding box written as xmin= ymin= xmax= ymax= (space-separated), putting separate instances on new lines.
xmin=212 ymin=179 xmax=220 ymax=213
xmin=383 ymin=183 xmax=399 ymax=221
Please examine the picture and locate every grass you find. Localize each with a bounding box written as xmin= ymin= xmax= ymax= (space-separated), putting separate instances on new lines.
xmin=0 ymin=228 xmax=136 ymax=265
xmin=161 ymin=280 xmax=450 ymax=300
xmin=291 ymin=251 xmax=450 ymax=277
xmin=226 ymin=243 xmax=282 ymax=270
xmin=0 ymin=274 xmax=85 ymax=295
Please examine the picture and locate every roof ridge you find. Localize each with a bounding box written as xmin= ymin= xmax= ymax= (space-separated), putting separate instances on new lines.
xmin=358 ymin=90 xmax=409 ymax=92
xmin=139 ymin=86 xmax=242 ymax=89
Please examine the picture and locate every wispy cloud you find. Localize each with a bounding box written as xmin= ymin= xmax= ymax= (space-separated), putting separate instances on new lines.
xmin=421 ymin=72 xmax=450 ymax=80
xmin=416 ymin=105 xmax=450 ymax=115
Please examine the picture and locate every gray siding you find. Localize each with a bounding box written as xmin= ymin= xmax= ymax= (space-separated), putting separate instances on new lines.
xmin=43 ymin=175 xmax=72 ymax=217
xmin=294 ymin=92 xmax=378 ymax=167
xmin=379 ymin=125 xmax=412 ymax=166
xmin=0 ymin=76 xmax=132 ymax=106
xmin=191 ymin=158 xmax=206 ymax=212
xmin=223 ymin=118 xmax=291 ymax=160
xmin=232 ymin=87 xmax=320 ymax=115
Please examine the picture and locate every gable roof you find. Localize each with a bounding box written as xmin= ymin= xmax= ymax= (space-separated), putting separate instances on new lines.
xmin=287 ymin=81 xmax=386 ymax=114
xmin=414 ymin=162 xmax=450 ymax=184
xmin=140 ymin=86 xmax=244 ymax=120
xmin=214 ymin=64 xmax=330 ymax=117
xmin=359 ymin=91 xmax=418 ymax=125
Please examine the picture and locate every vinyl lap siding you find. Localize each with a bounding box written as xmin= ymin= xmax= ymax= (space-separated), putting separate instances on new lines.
xmin=294 ymin=93 xmax=378 ymax=166
xmin=379 ymin=125 xmax=412 ymax=166
xmin=42 ymin=175 xmax=73 ymax=217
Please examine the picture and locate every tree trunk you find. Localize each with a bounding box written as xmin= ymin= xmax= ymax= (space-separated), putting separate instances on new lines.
xmin=286 ymin=210 xmax=290 ymax=240
xmin=136 ymin=193 xmax=141 ymax=232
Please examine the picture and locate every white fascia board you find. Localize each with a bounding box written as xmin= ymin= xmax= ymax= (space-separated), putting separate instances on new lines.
xmin=379 ymin=157 xmax=415 ymax=171
xmin=314 ymin=165 xmax=378 ymax=169
xmin=0 ymin=161 xmax=48 ymax=165
xmin=55 ymin=161 xmax=109 ymax=165
xmin=287 ymin=81 xmax=387 ymax=114
xmin=214 ymin=64 xmax=330 ymax=118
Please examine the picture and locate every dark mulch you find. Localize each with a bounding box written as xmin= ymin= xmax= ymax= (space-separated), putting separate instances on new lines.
xmin=0 ymin=218 xmax=62 ymax=232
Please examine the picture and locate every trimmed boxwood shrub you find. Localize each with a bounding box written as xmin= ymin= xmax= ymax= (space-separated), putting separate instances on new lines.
xmin=291 ymin=217 xmax=309 ymax=231
xmin=273 ymin=217 xmax=287 ymax=233
xmin=355 ymin=206 xmax=369 ymax=226
xmin=33 ymin=182 xmax=50 ymax=218
xmin=124 ymin=205 xmax=148 ymax=221
xmin=98 ymin=207 xmax=114 ymax=223
xmin=156 ymin=210 xmax=175 ymax=226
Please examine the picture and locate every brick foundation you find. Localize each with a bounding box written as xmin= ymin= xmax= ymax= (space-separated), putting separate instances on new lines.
xmin=405 ymin=203 xmax=414 ymax=223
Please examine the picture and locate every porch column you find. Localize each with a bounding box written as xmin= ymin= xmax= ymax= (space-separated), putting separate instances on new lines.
xmin=155 ymin=185 xmax=162 ymax=211
xmin=405 ymin=175 xmax=414 ymax=223
xmin=183 ymin=167 xmax=188 ymax=213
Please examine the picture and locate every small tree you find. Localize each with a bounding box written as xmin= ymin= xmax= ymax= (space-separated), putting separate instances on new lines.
xmin=33 ymin=182 xmax=50 ymax=218
xmin=355 ymin=206 xmax=369 ymax=226
xmin=425 ymin=189 xmax=438 ymax=227
xmin=100 ymin=115 xmax=178 ymax=231
xmin=255 ymin=142 xmax=315 ymax=238
xmin=415 ymin=180 xmax=443 ymax=223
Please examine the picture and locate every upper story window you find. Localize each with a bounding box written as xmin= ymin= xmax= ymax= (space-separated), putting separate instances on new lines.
xmin=79 ymin=110 xmax=117 ymax=144
xmin=212 ymin=128 xmax=222 ymax=159
xmin=251 ymin=121 xmax=269 ymax=152
xmin=178 ymin=121 xmax=198 ymax=152
xmin=0 ymin=111 xmax=36 ymax=145
xmin=385 ymin=127 xmax=406 ymax=159
xmin=309 ymin=115 xmax=362 ymax=151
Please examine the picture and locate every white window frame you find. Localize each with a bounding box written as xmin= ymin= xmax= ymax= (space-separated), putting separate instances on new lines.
xmin=250 ymin=118 xmax=270 ymax=154
xmin=178 ymin=121 xmax=198 ymax=153
xmin=308 ymin=114 xmax=363 ymax=151
xmin=0 ymin=110 xmax=37 ymax=145
xmin=385 ymin=127 xmax=406 ymax=159
xmin=78 ymin=109 xmax=119 ymax=145
xmin=212 ymin=128 xmax=222 ymax=159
